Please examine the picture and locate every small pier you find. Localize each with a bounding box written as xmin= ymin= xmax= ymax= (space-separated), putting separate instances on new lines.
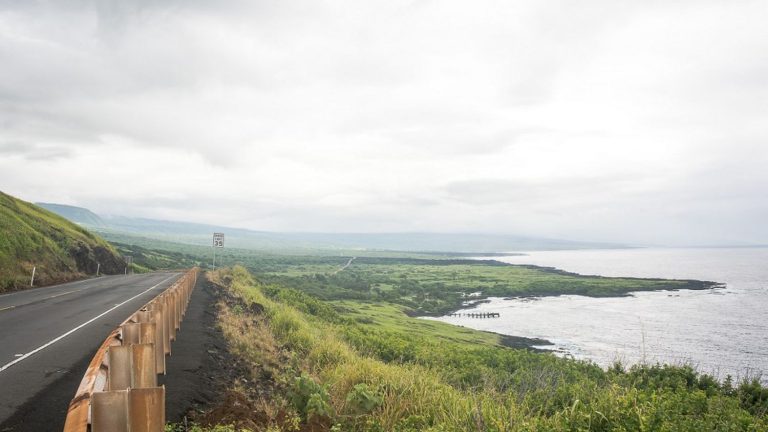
xmin=448 ymin=312 xmax=500 ymax=318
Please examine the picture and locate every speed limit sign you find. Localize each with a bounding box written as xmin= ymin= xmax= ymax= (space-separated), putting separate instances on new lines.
xmin=213 ymin=232 xmax=225 ymax=248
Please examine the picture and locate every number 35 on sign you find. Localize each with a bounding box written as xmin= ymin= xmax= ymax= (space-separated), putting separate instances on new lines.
xmin=213 ymin=233 xmax=225 ymax=248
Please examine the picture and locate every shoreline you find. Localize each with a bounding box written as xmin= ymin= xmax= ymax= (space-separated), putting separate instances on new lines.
xmin=407 ymin=259 xmax=725 ymax=318
xmin=497 ymin=333 xmax=555 ymax=353
xmin=410 ymin=259 xmax=726 ymax=355
xmin=487 ymin=260 xmax=725 ymax=291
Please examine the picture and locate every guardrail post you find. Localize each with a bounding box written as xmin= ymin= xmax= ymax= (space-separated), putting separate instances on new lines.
xmin=145 ymin=301 xmax=169 ymax=356
xmin=129 ymin=387 xmax=165 ymax=432
xmin=154 ymin=301 xmax=171 ymax=356
xmin=167 ymin=294 xmax=177 ymax=342
xmin=138 ymin=323 xmax=156 ymax=349
xmin=92 ymin=390 xmax=130 ymax=432
xmin=109 ymin=343 xmax=158 ymax=391
xmin=135 ymin=310 xmax=166 ymax=374
xmin=108 ymin=346 xmax=132 ymax=391
xmin=174 ymin=289 xmax=181 ymax=330
xmin=152 ymin=316 xmax=165 ymax=374
xmin=122 ymin=323 xmax=141 ymax=345
xmin=122 ymin=320 xmax=156 ymax=344
xmin=91 ymin=387 xmax=165 ymax=432
xmin=132 ymin=344 xmax=157 ymax=388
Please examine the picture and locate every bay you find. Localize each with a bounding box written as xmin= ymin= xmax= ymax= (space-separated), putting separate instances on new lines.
xmin=429 ymin=248 xmax=768 ymax=382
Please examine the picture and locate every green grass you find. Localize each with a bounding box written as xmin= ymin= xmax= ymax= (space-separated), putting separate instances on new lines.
xmin=97 ymin=231 xmax=716 ymax=317
xmin=206 ymin=266 xmax=767 ymax=432
xmin=256 ymin=257 xmax=720 ymax=316
xmin=86 ymin=229 xmax=720 ymax=317
xmin=0 ymin=191 xmax=125 ymax=291
xmin=332 ymin=300 xmax=501 ymax=347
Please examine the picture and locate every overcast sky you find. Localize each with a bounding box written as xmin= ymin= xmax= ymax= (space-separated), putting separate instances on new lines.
xmin=1 ymin=1 xmax=767 ymax=245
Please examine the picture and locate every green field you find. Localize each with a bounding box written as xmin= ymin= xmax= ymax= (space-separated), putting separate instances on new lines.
xmin=72 ymin=231 xmax=764 ymax=430
xmin=183 ymin=266 xmax=766 ymax=432
xmin=81 ymin=231 xmax=764 ymax=430
xmin=255 ymin=257 xmax=720 ymax=316
xmin=95 ymin=231 xmax=720 ymax=318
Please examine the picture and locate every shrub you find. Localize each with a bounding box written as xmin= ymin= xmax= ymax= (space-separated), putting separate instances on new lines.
xmin=288 ymin=374 xmax=333 ymax=421
xmin=345 ymin=383 xmax=384 ymax=415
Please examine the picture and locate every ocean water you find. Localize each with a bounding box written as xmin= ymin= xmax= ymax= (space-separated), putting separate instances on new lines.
xmin=430 ymin=248 xmax=768 ymax=382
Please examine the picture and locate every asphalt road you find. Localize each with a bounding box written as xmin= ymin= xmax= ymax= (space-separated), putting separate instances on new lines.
xmin=0 ymin=272 xmax=182 ymax=430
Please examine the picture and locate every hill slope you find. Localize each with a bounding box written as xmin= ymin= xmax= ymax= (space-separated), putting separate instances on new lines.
xmin=0 ymin=191 xmax=125 ymax=292
xmin=36 ymin=202 xmax=106 ymax=227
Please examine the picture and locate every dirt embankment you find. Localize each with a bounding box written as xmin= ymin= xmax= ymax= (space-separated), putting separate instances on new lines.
xmin=164 ymin=273 xmax=288 ymax=430
xmin=168 ymin=272 xmax=335 ymax=431
xmin=161 ymin=272 xmax=232 ymax=422
xmin=3 ymin=242 xmax=127 ymax=292
xmin=70 ymin=242 xmax=126 ymax=275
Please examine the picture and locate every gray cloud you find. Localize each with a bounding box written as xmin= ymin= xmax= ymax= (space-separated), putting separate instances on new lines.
xmin=0 ymin=0 xmax=766 ymax=246
xmin=441 ymin=174 xmax=645 ymax=206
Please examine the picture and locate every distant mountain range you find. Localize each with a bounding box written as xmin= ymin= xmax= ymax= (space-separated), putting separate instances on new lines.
xmin=35 ymin=203 xmax=107 ymax=227
xmin=36 ymin=203 xmax=626 ymax=253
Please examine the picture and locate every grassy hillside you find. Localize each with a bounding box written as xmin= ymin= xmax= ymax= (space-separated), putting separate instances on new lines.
xmin=0 ymin=191 xmax=125 ymax=292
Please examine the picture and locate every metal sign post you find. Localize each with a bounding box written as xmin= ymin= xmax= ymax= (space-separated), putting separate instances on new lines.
xmin=124 ymin=256 xmax=133 ymax=275
xmin=212 ymin=232 xmax=224 ymax=271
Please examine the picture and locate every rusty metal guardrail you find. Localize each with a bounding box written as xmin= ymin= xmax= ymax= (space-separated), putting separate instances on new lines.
xmin=62 ymin=268 xmax=198 ymax=432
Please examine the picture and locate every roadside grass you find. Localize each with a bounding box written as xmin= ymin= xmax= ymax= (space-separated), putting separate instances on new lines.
xmin=186 ymin=266 xmax=766 ymax=432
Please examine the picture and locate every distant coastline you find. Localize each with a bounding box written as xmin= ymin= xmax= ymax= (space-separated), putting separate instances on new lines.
xmin=410 ymin=259 xmax=723 ymax=318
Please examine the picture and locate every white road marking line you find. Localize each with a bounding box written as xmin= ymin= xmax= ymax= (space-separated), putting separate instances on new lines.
xmin=46 ymin=288 xmax=86 ymax=299
xmin=0 ymin=274 xmax=177 ymax=373
xmin=0 ymin=277 xmax=122 ymax=312
xmin=0 ymin=275 xmax=108 ymax=299
xmin=0 ymin=289 xmax=83 ymax=312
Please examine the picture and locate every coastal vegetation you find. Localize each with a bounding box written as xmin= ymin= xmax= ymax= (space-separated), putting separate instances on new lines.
xmin=254 ymin=257 xmax=720 ymax=316
xmin=181 ymin=266 xmax=766 ymax=431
